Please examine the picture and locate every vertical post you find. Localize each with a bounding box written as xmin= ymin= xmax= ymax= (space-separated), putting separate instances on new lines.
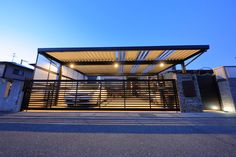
xmin=47 ymin=61 xmax=52 ymax=80
xmin=172 ymin=80 xmax=179 ymax=110
xmin=21 ymin=80 xmax=33 ymax=111
xmin=181 ymin=62 xmax=186 ymax=74
xmin=123 ymin=81 xmax=126 ymax=109
xmin=58 ymin=65 xmax=62 ymax=80
xmin=99 ymin=81 xmax=102 ymax=109
xmin=75 ymin=81 xmax=79 ymax=107
xmin=50 ymin=81 xmax=56 ymax=108
xmin=53 ymin=65 xmax=62 ymax=107
xmin=148 ymin=79 xmax=152 ymax=109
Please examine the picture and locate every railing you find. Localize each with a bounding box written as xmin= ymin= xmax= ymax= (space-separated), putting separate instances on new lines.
xmin=22 ymin=79 xmax=179 ymax=110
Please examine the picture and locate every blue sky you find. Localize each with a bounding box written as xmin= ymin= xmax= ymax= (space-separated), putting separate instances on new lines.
xmin=0 ymin=0 xmax=235 ymax=69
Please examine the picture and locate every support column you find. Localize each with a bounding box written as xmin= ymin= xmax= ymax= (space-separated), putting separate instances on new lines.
xmin=176 ymin=73 xmax=203 ymax=112
xmin=58 ymin=65 xmax=62 ymax=80
xmin=162 ymin=72 xmax=204 ymax=112
xmin=181 ymin=62 xmax=186 ymax=74
xmin=53 ymin=65 xmax=62 ymax=107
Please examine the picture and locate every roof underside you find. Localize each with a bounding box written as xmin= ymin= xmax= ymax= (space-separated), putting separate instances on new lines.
xmin=39 ymin=45 xmax=209 ymax=76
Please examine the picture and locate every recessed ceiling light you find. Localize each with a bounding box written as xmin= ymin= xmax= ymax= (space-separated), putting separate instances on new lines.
xmin=70 ymin=64 xmax=74 ymax=68
xmin=160 ymin=63 xmax=164 ymax=67
xmin=114 ymin=63 xmax=119 ymax=68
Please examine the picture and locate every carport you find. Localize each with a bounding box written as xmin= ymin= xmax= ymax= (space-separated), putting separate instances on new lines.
xmin=22 ymin=45 xmax=209 ymax=110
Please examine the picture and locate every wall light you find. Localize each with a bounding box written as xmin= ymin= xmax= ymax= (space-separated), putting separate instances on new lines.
xmin=114 ymin=63 xmax=119 ymax=68
xmin=211 ymin=106 xmax=219 ymax=110
xmin=70 ymin=64 xmax=74 ymax=68
xmin=223 ymin=106 xmax=234 ymax=112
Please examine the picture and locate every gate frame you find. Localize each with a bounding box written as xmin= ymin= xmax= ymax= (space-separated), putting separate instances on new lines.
xmin=22 ymin=79 xmax=180 ymax=111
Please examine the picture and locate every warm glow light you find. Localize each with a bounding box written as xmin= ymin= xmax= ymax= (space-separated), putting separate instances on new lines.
xmin=211 ymin=106 xmax=219 ymax=110
xmin=70 ymin=64 xmax=74 ymax=68
xmin=114 ymin=63 xmax=119 ymax=68
xmin=224 ymin=106 xmax=234 ymax=112
xmin=160 ymin=63 xmax=164 ymax=67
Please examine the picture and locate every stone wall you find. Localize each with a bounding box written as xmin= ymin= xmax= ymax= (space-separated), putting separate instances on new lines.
xmin=163 ymin=73 xmax=203 ymax=112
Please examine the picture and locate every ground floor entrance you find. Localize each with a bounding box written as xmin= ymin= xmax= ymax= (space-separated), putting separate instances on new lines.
xmin=22 ymin=79 xmax=179 ymax=111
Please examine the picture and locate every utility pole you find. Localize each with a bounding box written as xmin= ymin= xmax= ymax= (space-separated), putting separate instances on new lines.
xmin=12 ymin=53 xmax=16 ymax=62
xmin=20 ymin=59 xmax=28 ymax=65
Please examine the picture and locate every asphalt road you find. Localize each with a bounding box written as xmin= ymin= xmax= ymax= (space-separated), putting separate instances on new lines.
xmin=0 ymin=111 xmax=236 ymax=157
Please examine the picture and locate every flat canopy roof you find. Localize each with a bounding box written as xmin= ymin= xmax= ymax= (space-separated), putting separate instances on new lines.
xmin=39 ymin=45 xmax=209 ymax=76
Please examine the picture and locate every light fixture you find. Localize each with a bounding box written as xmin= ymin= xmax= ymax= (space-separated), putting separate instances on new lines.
xmin=160 ymin=63 xmax=164 ymax=67
xmin=114 ymin=63 xmax=119 ymax=68
xmin=70 ymin=64 xmax=74 ymax=68
xmin=211 ymin=106 xmax=219 ymax=110
xmin=223 ymin=106 xmax=234 ymax=112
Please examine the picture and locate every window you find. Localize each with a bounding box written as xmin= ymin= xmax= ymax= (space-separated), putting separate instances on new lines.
xmin=13 ymin=69 xmax=24 ymax=76
xmin=182 ymin=80 xmax=196 ymax=97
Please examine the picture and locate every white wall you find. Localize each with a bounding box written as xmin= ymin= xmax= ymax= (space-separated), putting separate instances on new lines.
xmin=0 ymin=78 xmax=24 ymax=112
xmin=0 ymin=64 xmax=5 ymax=77
xmin=214 ymin=66 xmax=236 ymax=79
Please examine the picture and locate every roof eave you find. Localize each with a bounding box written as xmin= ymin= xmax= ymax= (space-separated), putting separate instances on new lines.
xmin=38 ymin=45 xmax=209 ymax=53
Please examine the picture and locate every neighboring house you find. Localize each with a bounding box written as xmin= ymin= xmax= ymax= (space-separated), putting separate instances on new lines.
xmin=0 ymin=61 xmax=34 ymax=112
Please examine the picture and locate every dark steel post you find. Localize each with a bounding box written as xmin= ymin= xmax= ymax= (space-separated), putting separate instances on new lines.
xmin=148 ymin=80 xmax=152 ymax=109
xmin=53 ymin=65 xmax=62 ymax=107
xmin=172 ymin=80 xmax=179 ymax=110
xmin=99 ymin=81 xmax=102 ymax=109
xmin=75 ymin=81 xmax=79 ymax=107
xmin=45 ymin=80 xmax=50 ymax=108
xmin=123 ymin=81 xmax=126 ymax=109
xmin=21 ymin=80 xmax=33 ymax=110
xmin=50 ymin=81 xmax=56 ymax=108
xmin=45 ymin=81 xmax=50 ymax=108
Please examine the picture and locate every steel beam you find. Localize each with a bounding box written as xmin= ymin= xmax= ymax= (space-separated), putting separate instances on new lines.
xmin=61 ymin=60 xmax=179 ymax=65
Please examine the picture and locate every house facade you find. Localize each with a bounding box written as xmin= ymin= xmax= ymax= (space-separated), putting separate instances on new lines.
xmin=21 ymin=45 xmax=220 ymax=112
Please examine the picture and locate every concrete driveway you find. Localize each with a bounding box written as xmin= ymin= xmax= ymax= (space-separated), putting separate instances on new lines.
xmin=0 ymin=111 xmax=236 ymax=157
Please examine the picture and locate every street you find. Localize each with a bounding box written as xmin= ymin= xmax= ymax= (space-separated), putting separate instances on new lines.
xmin=0 ymin=111 xmax=236 ymax=157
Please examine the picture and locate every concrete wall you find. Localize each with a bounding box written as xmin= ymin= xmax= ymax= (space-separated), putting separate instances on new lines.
xmin=214 ymin=66 xmax=236 ymax=112
xmin=229 ymin=79 xmax=236 ymax=109
xmin=163 ymin=73 xmax=203 ymax=112
xmin=0 ymin=78 xmax=24 ymax=112
xmin=217 ymin=79 xmax=236 ymax=112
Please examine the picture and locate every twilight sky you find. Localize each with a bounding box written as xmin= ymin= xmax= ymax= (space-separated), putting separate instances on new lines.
xmin=0 ymin=0 xmax=235 ymax=69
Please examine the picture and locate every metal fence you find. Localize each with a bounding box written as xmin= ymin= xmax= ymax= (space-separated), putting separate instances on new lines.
xmin=22 ymin=79 xmax=179 ymax=110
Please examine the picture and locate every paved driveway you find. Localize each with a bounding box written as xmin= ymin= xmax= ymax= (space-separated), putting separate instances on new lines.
xmin=0 ymin=111 xmax=236 ymax=157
